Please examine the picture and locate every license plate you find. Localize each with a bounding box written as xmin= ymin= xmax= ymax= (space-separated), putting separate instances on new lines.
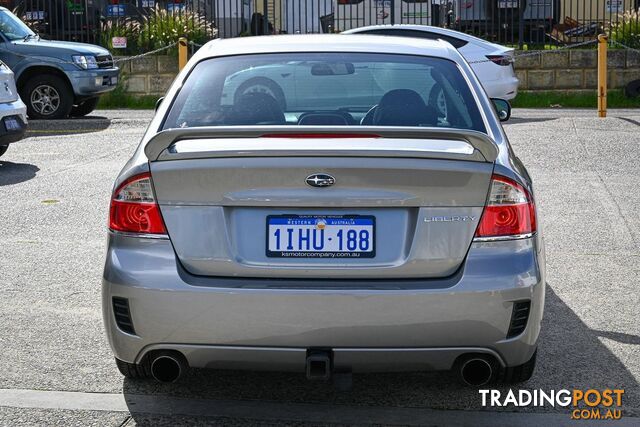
xmin=111 ymin=76 xmax=118 ymax=85
xmin=266 ymin=215 xmax=375 ymax=258
xmin=4 ymin=117 xmax=21 ymax=132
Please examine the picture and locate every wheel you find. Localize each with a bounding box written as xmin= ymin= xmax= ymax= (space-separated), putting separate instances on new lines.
xmin=115 ymin=357 xmax=151 ymax=380
xmin=21 ymin=74 xmax=74 ymax=120
xmin=501 ymin=350 xmax=537 ymax=384
xmin=235 ymin=77 xmax=286 ymax=110
xmin=429 ymin=83 xmax=447 ymax=120
xmin=70 ymin=97 xmax=99 ymax=117
xmin=0 ymin=144 xmax=8 ymax=158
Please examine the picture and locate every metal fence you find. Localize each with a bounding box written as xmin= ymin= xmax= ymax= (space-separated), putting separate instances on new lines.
xmin=3 ymin=0 xmax=640 ymax=51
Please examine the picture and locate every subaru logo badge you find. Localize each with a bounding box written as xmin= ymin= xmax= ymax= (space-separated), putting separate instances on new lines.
xmin=306 ymin=173 xmax=335 ymax=188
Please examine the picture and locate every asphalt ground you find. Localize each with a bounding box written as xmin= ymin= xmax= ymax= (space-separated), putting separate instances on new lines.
xmin=0 ymin=109 xmax=639 ymax=426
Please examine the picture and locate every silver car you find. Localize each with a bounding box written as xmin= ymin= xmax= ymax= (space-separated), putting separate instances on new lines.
xmin=102 ymin=35 xmax=545 ymax=387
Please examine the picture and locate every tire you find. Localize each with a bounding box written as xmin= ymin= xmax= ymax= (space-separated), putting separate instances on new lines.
xmin=501 ymin=350 xmax=537 ymax=384
xmin=0 ymin=145 xmax=8 ymax=158
xmin=70 ymin=97 xmax=100 ymax=117
xmin=235 ymin=77 xmax=286 ymax=110
xmin=21 ymin=74 xmax=74 ymax=120
xmin=115 ymin=357 xmax=151 ymax=380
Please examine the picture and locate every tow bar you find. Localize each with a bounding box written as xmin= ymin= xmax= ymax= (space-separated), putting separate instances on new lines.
xmin=306 ymin=349 xmax=332 ymax=380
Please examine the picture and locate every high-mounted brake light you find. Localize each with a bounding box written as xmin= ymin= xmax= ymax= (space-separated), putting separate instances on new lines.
xmin=261 ymin=133 xmax=380 ymax=139
xmin=475 ymin=175 xmax=536 ymax=240
xmin=109 ymin=172 xmax=167 ymax=234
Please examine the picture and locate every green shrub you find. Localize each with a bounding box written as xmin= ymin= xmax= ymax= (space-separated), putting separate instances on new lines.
xmin=139 ymin=6 xmax=217 ymax=53
xmin=611 ymin=9 xmax=640 ymax=49
xmin=100 ymin=18 xmax=141 ymax=55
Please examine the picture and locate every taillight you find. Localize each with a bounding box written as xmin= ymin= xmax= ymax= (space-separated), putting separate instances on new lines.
xmin=109 ymin=172 xmax=167 ymax=234
xmin=475 ymin=175 xmax=536 ymax=239
xmin=486 ymin=55 xmax=513 ymax=66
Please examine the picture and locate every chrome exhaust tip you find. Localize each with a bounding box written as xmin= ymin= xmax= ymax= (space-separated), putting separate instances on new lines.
xmin=459 ymin=357 xmax=494 ymax=387
xmin=150 ymin=352 xmax=186 ymax=383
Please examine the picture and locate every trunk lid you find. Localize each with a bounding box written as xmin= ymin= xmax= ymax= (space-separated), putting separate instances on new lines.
xmin=147 ymin=127 xmax=496 ymax=279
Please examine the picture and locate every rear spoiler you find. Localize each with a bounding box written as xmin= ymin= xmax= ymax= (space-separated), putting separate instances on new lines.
xmin=144 ymin=126 xmax=499 ymax=163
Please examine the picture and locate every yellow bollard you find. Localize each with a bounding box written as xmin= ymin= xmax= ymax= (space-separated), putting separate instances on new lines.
xmin=178 ymin=37 xmax=188 ymax=71
xmin=597 ymin=34 xmax=607 ymax=118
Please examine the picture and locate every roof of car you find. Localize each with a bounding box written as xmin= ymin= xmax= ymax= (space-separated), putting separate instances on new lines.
xmin=193 ymin=34 xmax=461 ymax=62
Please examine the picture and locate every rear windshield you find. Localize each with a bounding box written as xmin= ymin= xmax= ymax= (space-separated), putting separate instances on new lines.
xmin=163 ymin=52 xmax=486 ymax=132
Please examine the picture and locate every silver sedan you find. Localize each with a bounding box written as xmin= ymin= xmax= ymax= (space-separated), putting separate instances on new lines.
xmin=102 ymin=34 xmax=545 ymax=387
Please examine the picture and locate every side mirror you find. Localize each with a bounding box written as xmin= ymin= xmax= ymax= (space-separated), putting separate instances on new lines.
xmin=491 ymin=98 xmax=511 ymax=122
xmin=155 ymin=97 xmax=164 ymax=112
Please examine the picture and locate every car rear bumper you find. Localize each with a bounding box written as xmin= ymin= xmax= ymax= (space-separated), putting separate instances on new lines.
xmin=102 ymin=233 xmax=545 ymax=371
xmin=132 ymin=344 xmax=508 ymax=372
xmin=482 ymin=76 xmax=519 ymax=100
xmin=67 ymin=68 xmax=120 ymax=96
xmin=0 ymin=98 xmax=27 ymax=145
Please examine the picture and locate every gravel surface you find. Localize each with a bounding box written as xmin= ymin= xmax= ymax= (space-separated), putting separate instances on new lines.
xmin=0 ymin=109 xmax=638 ymax=425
